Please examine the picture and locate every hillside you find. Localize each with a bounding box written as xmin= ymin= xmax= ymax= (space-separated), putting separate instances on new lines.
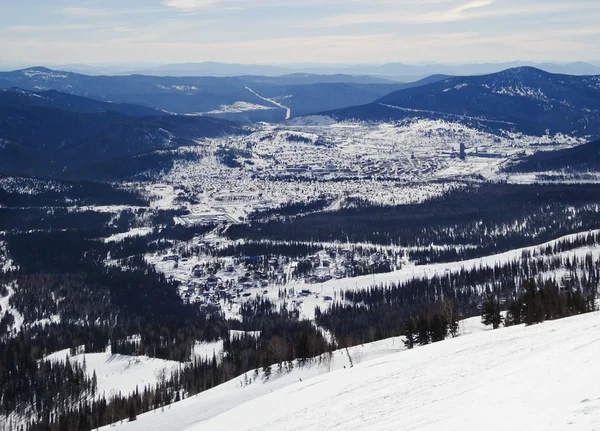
xmin=0 ymin=87 xmax=162 ymax=117
xmin=321 ymin=67 xmax=600 ymax=138
xmin=252 ymin=75 xmax=450 ymax=117
xmin=0 ymin=92 xmax=241 ymax=180
xmin=103 ymin=312 xmax=600 ymax=431
xmin=0 ymin=67 xmax=445 ymax=121
xmin=506 ymin=139 xmax=600 ymax=172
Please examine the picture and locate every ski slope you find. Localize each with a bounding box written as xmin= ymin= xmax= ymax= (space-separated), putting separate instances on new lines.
xmin=245 ymin=87 xmax=291 ymax=120
xmin=103 ymin=312 xmax=600 ymax=431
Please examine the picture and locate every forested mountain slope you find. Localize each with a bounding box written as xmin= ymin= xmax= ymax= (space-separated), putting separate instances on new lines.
xmin=321 ymin=67 xmax=600 ymax=137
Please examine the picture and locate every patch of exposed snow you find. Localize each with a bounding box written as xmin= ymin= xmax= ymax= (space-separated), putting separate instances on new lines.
xmin=206 ymin=102 xmax=276 ymax=114
xmin=104 ymin=227 xmax=153 ymax=243
xmin=493 ymin=86 xmax=548 ymax=101
xmin=44 ymin=347 xmax=183 ymax=397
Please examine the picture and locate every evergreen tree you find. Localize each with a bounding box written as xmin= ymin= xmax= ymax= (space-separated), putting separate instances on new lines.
xmin=416 ymin=315 xmax=430 ymax=346
xmin=522 ymin=279 xmax=544 ymax=325
xmin=449 ymin=308 xmax=459 ymax=337
xmin=429 ymin=314 xmax=448 ymax=342
xmin=505 ymin=298 xmax=523 ymax=326
xmin=481 ymin=292 xmax=503 ymax=329
xmin=403 ymin=318 xmax=417 ymax=349
xmin=128 ymin=398 xmax=137 ymax=422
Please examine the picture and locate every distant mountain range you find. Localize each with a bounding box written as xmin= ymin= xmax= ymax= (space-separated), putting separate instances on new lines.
xmin=306 ymin=61 xmax=600 ymax=80
xmin=3 ymin=66 xmax=600 ymax=180
xmin=319 ymin=67 xmax=600 ymax=138
xmin=0 ymin=88 xmax=241 ymax=180
xmin=0 ymin=67 xmax=448 ymax=121
xmin=5 ymin=61 xmax=598 ymax=80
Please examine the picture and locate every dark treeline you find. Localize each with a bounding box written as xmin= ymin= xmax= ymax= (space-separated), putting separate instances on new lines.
xmin=105 ymin=224 xmax=215 ymax=260
xmin=316 ymin=249 xmax=600 ymax=348
xmin=0 ymin=175 xmax=148 ymax=208
xmin=0 ymin=208 xmax=115 ymax=233
xmin=227 ymin=183 xmax=600 ymax=264
xmin=248 ymin=198 xmax=332 ymax=220
xmin=483 ymin=278 xmax=596 ymax=328
xmin=409 ymin=229 xmax=600 ymax=265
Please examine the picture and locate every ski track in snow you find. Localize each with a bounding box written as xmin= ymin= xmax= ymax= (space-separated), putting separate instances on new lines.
xmin=245 ymin=86 xmax=291 ymax=120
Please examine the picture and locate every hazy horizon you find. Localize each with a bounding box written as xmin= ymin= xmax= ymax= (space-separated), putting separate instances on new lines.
xmin=1 ymin=1 xmax=599 ymax=65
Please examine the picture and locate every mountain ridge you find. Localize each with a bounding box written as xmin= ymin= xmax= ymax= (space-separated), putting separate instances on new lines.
xmin=318 ymin=67 xmax=600 ymax=137
xmin=0 ymin=67 xmax=448 ymax=121
xmin=0 ymin=91 xmax=242 ymax=180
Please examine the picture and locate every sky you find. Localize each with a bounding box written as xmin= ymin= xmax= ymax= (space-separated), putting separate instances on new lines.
xmin=0 ymin=0 xmax=599 ymax=66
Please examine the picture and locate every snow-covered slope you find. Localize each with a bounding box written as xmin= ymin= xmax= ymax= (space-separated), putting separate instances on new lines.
xmin=194 ymin=313 xmax=600 ymax=431
xmin=44 ymin=348 xmax=182 ymax=397
xmin=103 ymin=313 xmax=600 ymax=431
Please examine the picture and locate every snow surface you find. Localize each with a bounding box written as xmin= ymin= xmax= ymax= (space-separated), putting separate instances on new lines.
xmin=0 ymin=282 xmax=24 ymax=336
xmin=103 ymin=312 xmax=600 ymax=431
xmin=194 ymin=312 xmax=600 ymax=431
xmin=205 ymin=101 xmax=276 ymax=114
xmin=193 ymin=340 xmax=224 ymax=361
xmin=44 ymin=348 xmax=183 ymax=397
xmin=103 ymin=227 xmax=153 ymax=243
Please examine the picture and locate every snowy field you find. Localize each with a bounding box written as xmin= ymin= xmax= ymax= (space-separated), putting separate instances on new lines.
xmin=44 ymin=347 xmax=183 ymax=397
xmin=38 ymin=330 xmax=262 ymax=399
xmin=103 ymin=312 xmax=600 ymax=431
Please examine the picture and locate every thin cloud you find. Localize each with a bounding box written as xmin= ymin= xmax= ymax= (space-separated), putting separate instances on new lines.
xmin=309 ymin=0 xmax=600 ymax=27
xmin=4 ymin=24 xmax=92 ymax=32
xmin=63 ymin=8 xmax=112 ymax=17
xmin=62 ymin=7 xmax=164 ymax=17
xmin=163 ymin=0 xmax=227 ymax=10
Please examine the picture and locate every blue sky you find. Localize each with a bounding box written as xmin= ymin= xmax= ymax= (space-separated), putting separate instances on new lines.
xmin=1 ymin=0 xmax=599 ymax=65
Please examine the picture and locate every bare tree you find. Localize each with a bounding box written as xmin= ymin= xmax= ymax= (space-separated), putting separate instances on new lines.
xmin=320 ymin=351 xmax=334 ymax=372
xmin=268 ymin=336 xmax=289 ymax=372
xmin=353 ymin=350 xmax=365 ymax=365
